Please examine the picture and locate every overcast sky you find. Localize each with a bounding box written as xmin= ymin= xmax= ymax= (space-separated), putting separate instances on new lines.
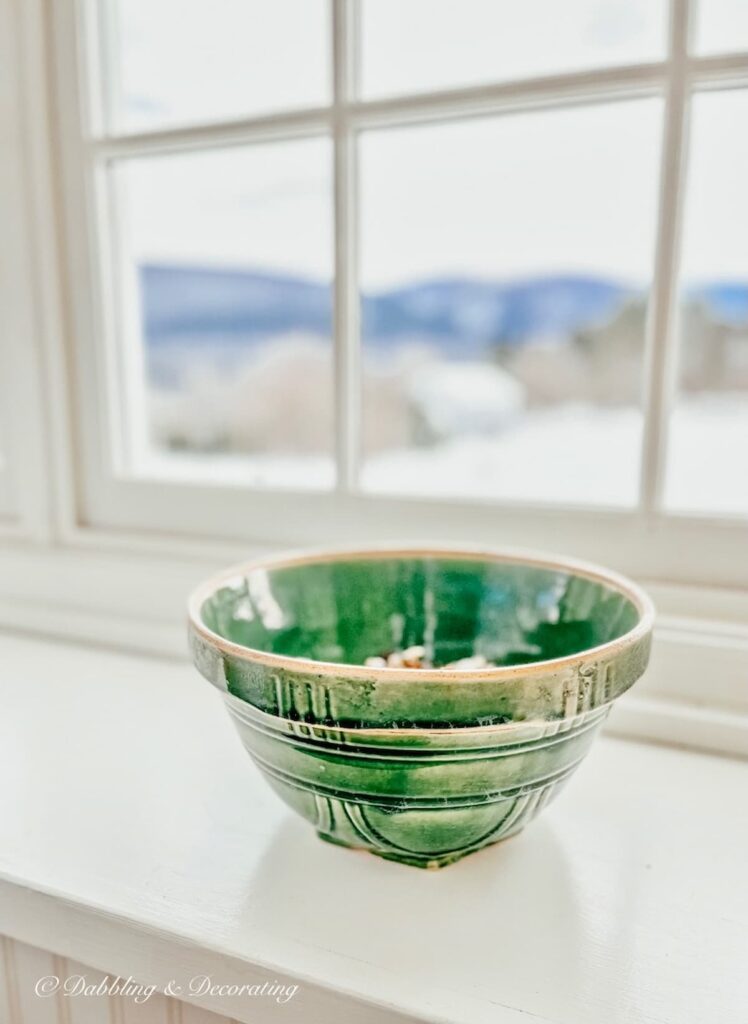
xmin=115 ymin=0 xmax=747 ymax=288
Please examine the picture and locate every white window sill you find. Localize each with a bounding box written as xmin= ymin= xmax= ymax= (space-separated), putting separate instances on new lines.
xmin=0 ymin=632 xmax=746 ymax=1024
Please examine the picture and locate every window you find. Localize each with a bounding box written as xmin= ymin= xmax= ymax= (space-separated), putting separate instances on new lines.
xmin=107 ymin=0 xmax=330 ymax=132
xmin=664 ymin=90 xmax=748 ymax=516
xmin=359 ymin=101 xmax=662 ymax=506
xmin=112 ymin=140 xmax=335 ymax=489
xmin=20 ymin=0 xmax=744 ymax=587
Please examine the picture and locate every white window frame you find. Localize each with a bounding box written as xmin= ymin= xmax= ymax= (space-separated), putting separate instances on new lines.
xmin=37 ymin=0 xmax=747 ymax=588
xmin=0 ymin=0 xmax=51 ymax=540
xmin=0 ymin=0 xmax=745 ymax=760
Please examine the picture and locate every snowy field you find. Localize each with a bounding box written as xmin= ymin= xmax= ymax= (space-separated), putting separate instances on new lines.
xmin=136 ymin=394 xmax=747 ymax=516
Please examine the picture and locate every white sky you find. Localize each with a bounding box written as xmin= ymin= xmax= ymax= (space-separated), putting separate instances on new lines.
xmin=359 ymin=101 xmax=663 ymax=289
xmin=693 ymin=0 xmax=748 ymax=55
xmin=123 ymin=141 xmax=334 ymax=282
xmin=680 ymin=92 xmax=748 ymax=284
xmin=114 ymin=0 xmax=330 ymax=129
xmin=117 ymin=0 xmax=748 ymax=289
xmin=360 ymin=0 xmax=665 ymax=96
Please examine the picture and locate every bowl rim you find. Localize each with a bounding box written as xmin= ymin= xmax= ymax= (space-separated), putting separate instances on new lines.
xmin=188 ymin=543 xmax=655 ymax=683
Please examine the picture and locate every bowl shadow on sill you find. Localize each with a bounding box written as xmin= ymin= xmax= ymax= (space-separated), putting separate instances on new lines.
xmin=234 ymin=812 xmax=597 ymax=1014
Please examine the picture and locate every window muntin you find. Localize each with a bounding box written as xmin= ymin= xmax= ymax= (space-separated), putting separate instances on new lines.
xmin=665 ymin=91 xmax=748 ymax=516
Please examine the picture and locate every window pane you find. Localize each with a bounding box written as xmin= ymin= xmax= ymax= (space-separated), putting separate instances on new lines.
xmin=359 ymin=101 xmax=662 ymax=507
xmin=693 ymin=0 xmax=748 ymax=55
xmin=665 ymin=92 xmax=748 ymax=516
xmin=107 ymin=0 xmax=329 ymax=132
xmin=112 ymin=139 xmax=334 ymax=489
xmin=361 ymin=0 xmax=666 ymax=98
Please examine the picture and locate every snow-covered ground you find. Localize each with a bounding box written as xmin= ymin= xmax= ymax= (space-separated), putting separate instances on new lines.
xmin=363 ymin=403 xmax=642 ymax=507
xmin=136 ymin=394 xmax=747 ymax=516
xmin=664 ymin=395 xmax=748 ymax=516
xmin=366 ymin=395 xmax=748 ymax=514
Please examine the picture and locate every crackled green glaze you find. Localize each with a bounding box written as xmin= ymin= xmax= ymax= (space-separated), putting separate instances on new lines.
xmin=201 ymin=557 xmax=638 ymax=664
xmin=224 ymin=694 xmax=611 ymax=868
xmin=191 ymin=551 xmax=651 ymax=728
xmin=188 ymin=548 xmax=653 ymax=867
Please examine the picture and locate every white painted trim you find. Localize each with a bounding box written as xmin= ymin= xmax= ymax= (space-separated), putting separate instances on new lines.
xmin=639 ymin=0 xmax=690 ymax=512
xmin=0 ymin=0 xmax=54 ymax=539
xmin=94 ymin=106 xmax=333 ymax=158
xmin=689 ymin=49 xmax=748 ymax=85
xmin=59 ymin=484 xmax=748 ymax=587
xmin=332 ymin=0 xmax=361 ymax=491
xmin=12 ymin=0 xmax=84 ymax=544
xmin=1 ymin=935 xmax=236 ymax=1024
xmin=607 ymin=693 xmax=748 ymax=758
xmin=79 ymin=55 xmax=748 ymax=154
xmin=0 ymin=889 xmax=412 ymax=1024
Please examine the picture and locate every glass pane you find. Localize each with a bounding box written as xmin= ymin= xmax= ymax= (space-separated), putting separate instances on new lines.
xmin=112 ymin=138 xmax=334 ymax=489
xmin=359 ymin=101 xmax=662 ymax=507
xmin=665 ymin=92 xmax=748 ymax=516
xmin=107 ymin=0 xmax=329 ymax=132
xmin=693 ymin=0 xmax=748 ymax=55
xmin=361 ymin=0 xmax=666 ymax=98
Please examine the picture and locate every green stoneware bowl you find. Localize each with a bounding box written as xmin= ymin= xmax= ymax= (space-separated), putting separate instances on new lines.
xmin=189 ymin=546 xmax=654 ymax=868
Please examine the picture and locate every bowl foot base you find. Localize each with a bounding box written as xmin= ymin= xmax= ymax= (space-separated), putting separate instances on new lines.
xmin=316 ymin=825 xmax=523 ymax=869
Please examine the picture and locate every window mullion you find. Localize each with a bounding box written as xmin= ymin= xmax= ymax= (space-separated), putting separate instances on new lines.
xmin=639 ymin=0 xmax=692 ymax=513
xmin=332 ymin=0 xmax=361 ymax=493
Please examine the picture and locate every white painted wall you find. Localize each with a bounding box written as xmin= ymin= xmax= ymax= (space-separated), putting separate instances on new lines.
xmin=0 ymin=938 xmax=233 ymax=1024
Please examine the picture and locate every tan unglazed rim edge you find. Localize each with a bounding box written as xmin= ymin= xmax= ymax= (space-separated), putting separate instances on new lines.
xmin=187 ymin=543 xmax=655 ymax=683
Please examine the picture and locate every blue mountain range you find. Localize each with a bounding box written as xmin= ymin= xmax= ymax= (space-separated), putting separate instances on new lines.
xmin=139 ymin=264 xmax=748 ymax=359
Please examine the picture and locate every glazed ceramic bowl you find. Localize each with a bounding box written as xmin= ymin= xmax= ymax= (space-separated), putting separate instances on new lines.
xmin=223 ymin=694 xmax=611 ymax=868
xmin=189 ymin=546 xmax=654 ymax=867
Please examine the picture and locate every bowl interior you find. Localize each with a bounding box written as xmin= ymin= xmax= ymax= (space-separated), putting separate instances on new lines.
xmin=198 ymin=553 xmax=641 ymax=669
